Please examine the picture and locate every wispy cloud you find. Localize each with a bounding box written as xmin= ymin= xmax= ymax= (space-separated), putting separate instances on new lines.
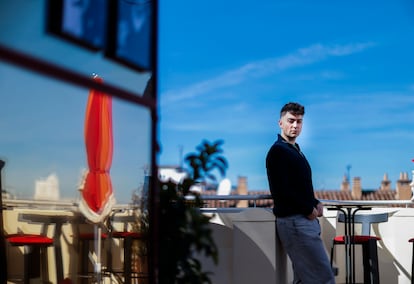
xmin=161 ymin=42 xmax=376 ymax=104
xmin=308 ymin=91 xmax=414 ymax=136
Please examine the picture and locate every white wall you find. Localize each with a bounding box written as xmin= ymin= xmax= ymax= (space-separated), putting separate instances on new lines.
xmin=201 ymin=207 xmax=414 ymax=284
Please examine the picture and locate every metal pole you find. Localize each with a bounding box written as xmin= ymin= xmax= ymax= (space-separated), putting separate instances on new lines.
xmin=95 ymin=225 xmax=102 ymax=284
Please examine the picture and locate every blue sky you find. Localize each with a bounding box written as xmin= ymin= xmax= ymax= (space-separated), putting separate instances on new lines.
xmin=2 ymin=1 xmax=414 ymax=201
xmin=157 ymin=0 xmax=414 ymax=191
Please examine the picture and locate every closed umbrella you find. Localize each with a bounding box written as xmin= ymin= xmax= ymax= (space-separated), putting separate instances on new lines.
xmin=79 ymin=75 xmax=115 ymax=223
xmin=79 ymin=75 xmax=115 ymax=282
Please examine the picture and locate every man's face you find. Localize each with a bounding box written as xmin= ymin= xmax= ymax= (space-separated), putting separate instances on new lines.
xmin=279 ymin=112 xmax=303 ymax=141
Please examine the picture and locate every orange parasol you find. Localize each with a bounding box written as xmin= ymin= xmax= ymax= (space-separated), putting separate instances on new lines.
xmin=79 ymin=75 xmax=115 ymax=223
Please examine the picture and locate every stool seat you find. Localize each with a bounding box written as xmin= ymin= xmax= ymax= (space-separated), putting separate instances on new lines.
xmin=7 ymin=234 xmax=54 ymax=246
xmin=112 ymin=231 xmax=143 ymax=239
xmin=333 ymin=235 xmax=381 ymax=243
xmin=6 ymin=233 xmax=54 ymax=284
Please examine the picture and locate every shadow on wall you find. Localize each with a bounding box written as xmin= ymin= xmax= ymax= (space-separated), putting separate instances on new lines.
xmin=374 ymin=221 xmax=405 ymax=284
xmin=377 ymin=242 xmax=402 ymax=284
xmin=195 ymin=223 xmax=233 ymax=284
xmin=196 ymin=219 xmax=276 ymax=284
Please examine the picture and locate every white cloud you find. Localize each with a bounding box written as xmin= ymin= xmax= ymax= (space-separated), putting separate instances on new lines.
xmin=160 ymin=42 xmax=376 ymax=105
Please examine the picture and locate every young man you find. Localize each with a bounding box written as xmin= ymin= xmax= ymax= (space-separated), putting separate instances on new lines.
xmin=266 ymin=102 xmax=335 ymax=284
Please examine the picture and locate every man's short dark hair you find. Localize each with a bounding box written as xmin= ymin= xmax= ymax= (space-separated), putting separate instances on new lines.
xmin=280 ymin=102 xmax=305 ymax=118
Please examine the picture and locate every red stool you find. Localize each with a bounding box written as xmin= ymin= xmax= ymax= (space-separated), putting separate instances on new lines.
xmin=330 ymin=212 xmax=388 ymax=284
xmin=1 ymin=161 xmax=54 ymax=283
xmin=78 ymin=232 xmax=108 ymax=283
xmin=107 ymin=214 xmax=148 ymax=284
xmin=7 ymin=233 xmax=54 ymax=284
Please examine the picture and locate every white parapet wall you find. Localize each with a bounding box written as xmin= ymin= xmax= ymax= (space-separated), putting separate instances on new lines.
xmin=197 ymin=208 xmax=286 ymax=284
xmin=200 ymin=207 xmax=414 ymax=284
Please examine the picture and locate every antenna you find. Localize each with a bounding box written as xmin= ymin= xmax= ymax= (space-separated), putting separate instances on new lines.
xmin=142 ymin=164 xmax=149 ymax=176
xmin=178 ymin=145 xmax=183 ymax=170
xmin=346 ymin=164 xmax=352 ymax=183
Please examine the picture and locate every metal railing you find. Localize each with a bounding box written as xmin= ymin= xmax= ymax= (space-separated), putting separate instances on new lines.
xmin=2 ymin=198 xmax=136 ymax=211
xmin=320 ymin=199 xmax=414 ymax=207
xmin=200 ymin=194 xmax=272 ymax=206
xmin=3 ymin=196 xmax=414 ymax=212
xmin=190 ymin=195 xmax=414 ymax=213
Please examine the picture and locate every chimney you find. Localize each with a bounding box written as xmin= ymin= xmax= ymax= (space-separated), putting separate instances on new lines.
xmin=396 ymin=172 xmax=412 ymax=200
xmin=340 ymin=175 xmax=350 ymax=191
xmin=351 ymin=177 xmax=362 ymax=199
xmin=380 ymin=173 xmax=391 ymax=191
xmin=236 ymin=176 xmax=248 ymax=208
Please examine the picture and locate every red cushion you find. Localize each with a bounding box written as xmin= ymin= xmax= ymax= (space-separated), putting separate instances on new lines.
xmin=334 ymin=235 xmax=381 ymax=244
xmin=7 ymin=234 xmax=53 ymax=245
xmin=78 ymin=233 xmax=108 ymax=240
xmin=112 ymin=231 xmax=144 ymax=239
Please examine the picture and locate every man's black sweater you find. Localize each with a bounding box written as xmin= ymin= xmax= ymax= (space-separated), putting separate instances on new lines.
xmin=266 ymin=134 xmax=319 ymax=217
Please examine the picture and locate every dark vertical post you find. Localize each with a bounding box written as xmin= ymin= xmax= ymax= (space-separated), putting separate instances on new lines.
xmin=0 ymin=160 xmax=7 ymax=284
xmin=149 ymin=1 xmax=159 ymax=282
xmin=367 ymin=238 xmax=380 ymax=284
xmin=412 ymin=241 xmax=414 ymax=284
xmin=124 ymin=236 xmax=132 ymax=284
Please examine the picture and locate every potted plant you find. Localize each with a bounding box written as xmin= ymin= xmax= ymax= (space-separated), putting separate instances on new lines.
xmin=159 ymin=140 xmax=228 ymax=284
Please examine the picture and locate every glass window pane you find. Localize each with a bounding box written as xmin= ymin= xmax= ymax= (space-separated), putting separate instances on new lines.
xmin=0 ymin=64 xmax=151 ymax=204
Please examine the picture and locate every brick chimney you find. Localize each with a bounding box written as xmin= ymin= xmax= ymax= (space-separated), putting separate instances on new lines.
xmin=351 ymin=177 xmax=362 ymax=199
xmin=380 ymin=173 xmax=391 ymax=191
xmin=236 ymin=176 xmax=248 ymax=208
xmin=340 ymin=175 xmax=350 ymax=191
xmin=396 ymin=172 xmax=412 ymax=200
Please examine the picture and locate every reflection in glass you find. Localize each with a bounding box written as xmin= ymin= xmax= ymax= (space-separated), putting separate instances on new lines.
xmin=0 ymin=66 xmax=151 ymax=204
xmin=61 ymin=0 xmax=108 ymax=49
xmin=115 ymin=0 xmax=152 ymax=71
